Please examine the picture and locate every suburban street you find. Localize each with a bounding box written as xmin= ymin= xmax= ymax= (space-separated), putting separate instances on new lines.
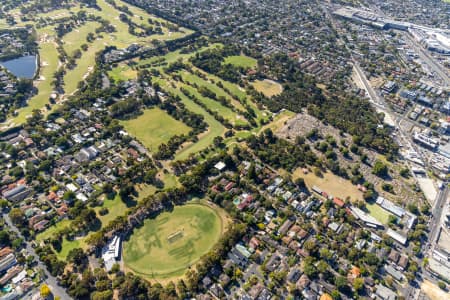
xmin=352 ymin=58 xmax=450 ymax=299
xmin=2 ymin=213 xmax=71 ymax=300
xmin=403 ymin=34 xmax=450 ymax=88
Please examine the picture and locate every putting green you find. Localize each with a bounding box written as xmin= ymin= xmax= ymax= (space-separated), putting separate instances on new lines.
xmin=123 ymin=202 xmax=224 ymax=279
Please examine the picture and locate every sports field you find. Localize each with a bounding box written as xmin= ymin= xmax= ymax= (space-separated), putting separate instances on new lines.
xmin=252 ymin=79 xmax=283 ymax=97
xmin=365 ymin=202 xmax=392 ymax=225
xmin=120 ymin=108 xmax=191 ymax=152
xmin=123 ymin=202 xmax=226 ymax=280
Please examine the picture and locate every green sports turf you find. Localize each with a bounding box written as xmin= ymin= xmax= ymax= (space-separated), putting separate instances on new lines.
xmin=123 ymin=202 xmax=222 ymax=279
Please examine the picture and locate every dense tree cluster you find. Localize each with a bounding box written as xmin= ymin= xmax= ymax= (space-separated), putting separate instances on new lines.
xmin=247 ymin=129 xmax=318 ymax=171
xmin=256 ymin=54 xmax=398 ymax=157
xmin=109 ymin=97 xmax=141 ymax=118
xmin=190 ymin=45 xmax=248 ymax=83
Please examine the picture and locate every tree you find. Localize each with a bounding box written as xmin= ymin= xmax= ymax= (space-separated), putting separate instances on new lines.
xmin=372 ymin=160 xmax=388 ymax=177
xmin=353 ymin=278 xmax=364 ymax=294
xmin=407 ymin=203 xmax=419 ymax=215
xmin=0 ymin=230 xmax=11 ymax=246
xmin=67 ymin=248 xmax=87 ymax=266
xmin=399 ymin=168 xmax=410 ymax=178
xmin=438 ymin=281 xmax=446 ymax=290
xmin=317 ymin=260 xmax=328 ymax=273
xmin=40 ymin=284 xmax=51 ymax=298
xmin=295 ymin=177 xmax=306 ymax=189
xmin=9 ymin=208 xmax=25 ymax=226
xmin=331 ymin=290 xmax=341 ymax=300
xmin=335 ymin=276 xmax=347 ymax=291
xmin=0 ymin=199 xmax=9 ymax=209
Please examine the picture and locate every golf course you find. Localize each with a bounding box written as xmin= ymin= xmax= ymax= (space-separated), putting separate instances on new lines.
xmin=123 ymin=201 xmax=228 ymax=281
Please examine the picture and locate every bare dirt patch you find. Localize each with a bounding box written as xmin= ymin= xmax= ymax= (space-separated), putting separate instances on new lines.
xmin=421 ymin=280 xmax=450 ymax=300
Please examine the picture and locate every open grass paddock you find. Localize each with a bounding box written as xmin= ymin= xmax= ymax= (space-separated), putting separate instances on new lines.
xmin=252 ymin=79 xmax=283 ymax=98
xmin=123 ymin=201 xmax=226 ymax=280
xmin=120 ymin=107 xmax=191 ymax=152
xmin=294 ymin=169 xmax=364 ymax=202
xmin=223 ymin=55 xmax=257 ymax=69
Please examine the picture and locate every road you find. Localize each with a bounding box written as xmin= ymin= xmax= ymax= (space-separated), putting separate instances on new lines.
xmin=2 ymin=213 xmax=71 ymax=300
xmin=428 ymin=186 xmax=449 ymax=251
xmin=403 ymin=34 xmax=450 ymax=88
xmin=338 ymin=21 xmax=441 ymax=300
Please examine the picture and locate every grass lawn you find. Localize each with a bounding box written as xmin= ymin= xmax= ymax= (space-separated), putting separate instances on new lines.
xmin=223 ymin=55 xmax=257 ymax=69
xmin=294 ymin=169 xmax=364 ymax=202
xmin=36 ymin=182 xmax=164 ymax=260
xmin=365 ymin=203 xmax=393 ymax=225
xmin=252 ymin=79 xmax=283 ymax=98
xmin=95 ymin=194 xmax=128 ymax=226
xmin=136 ymin=44 xmax=222 ymax=70
xmin=109 ymin=64 xmax=137 ymax=82
xmin=2 ymin=0 xmax=194 ymax=126
xmin=193 ymin=69 xmax=268 ymax=122
xmin=258 ymin=110 xmax=294 ymax=134
xmin=120 ymin=107 xmax=191 ymax=152
xmin=35 ymin=219 xmax=87 ymax=260
xmin=123 ymin=201 xmax=225 ymax=280
xmin=36 ymin=219 xmax=72 ymax=242
xmin=63 ymin=22 xmax=100 ymax=55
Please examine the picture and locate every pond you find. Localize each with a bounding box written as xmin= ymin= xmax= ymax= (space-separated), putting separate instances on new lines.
xmin=0 ymin=55 xmax=37 ymax=79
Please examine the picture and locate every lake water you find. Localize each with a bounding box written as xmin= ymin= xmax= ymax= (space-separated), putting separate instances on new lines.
xmin=0 ymin=55 xmax=37 ymax=79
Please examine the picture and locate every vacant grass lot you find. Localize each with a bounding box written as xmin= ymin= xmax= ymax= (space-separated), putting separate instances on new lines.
xmin=35 ymin=219 xmax=87 ymax=260
xmin=252 ymin=79 xmax=283 ymax=97
xmin=95 ymin=194 xmax=128 ymax=227
xmin=123 ymin=202 xmax=224 ymax=280
xmin=224 ymin=55 xmax=257 ymax=69
xmin=294 ymin=169 xmax=364 ymax=202
xmin=120 ymin=108 xmax=191 ymax=152
xmin=259 ymin=110 xmax=294 ymax=133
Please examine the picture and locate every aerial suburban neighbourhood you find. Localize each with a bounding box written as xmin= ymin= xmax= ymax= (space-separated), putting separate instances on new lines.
xmin=0 ymin=0 xmax=448 ymax=299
